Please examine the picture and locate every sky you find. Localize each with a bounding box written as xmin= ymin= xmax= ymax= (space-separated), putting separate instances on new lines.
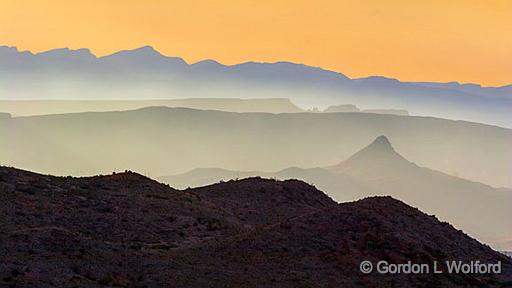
xmin=1 ymin=0 xmax=511 ymax=86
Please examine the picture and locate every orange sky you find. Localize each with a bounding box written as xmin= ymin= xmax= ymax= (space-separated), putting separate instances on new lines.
xmin=1 ymin=0 xmax=511 ymax=86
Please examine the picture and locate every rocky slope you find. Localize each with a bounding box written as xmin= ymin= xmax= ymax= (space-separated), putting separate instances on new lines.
xmin=0 ymin=166 xmax=510 ymax=287
xmin=162 ymin=136 xmax=512 ymax=250
xmin=167 ymin=197 xmax=512 ymax=287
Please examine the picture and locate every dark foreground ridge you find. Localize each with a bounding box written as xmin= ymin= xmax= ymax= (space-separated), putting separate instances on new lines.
xmin=0 ymin=166 xmax=511 ymax=287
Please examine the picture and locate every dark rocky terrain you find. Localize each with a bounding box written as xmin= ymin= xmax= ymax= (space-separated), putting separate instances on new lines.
xmin=1 ymin=166 xmax=511 ymax=287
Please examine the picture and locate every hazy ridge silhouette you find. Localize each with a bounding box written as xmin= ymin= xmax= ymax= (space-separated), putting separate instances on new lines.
xmin=1 ymin=166 xmax=511 ymax=287
xmin=1 ymin=45 xmax=511 ymax=127
xmin=1 ymin=107 xmax=510 ymax=188
xmin=1 ymin=44 xmax=511 ymax=282
xmin=160 ymin=136 xmax=512 ymax=250
xmin=0 ymin=98 xmax=304 ymax=116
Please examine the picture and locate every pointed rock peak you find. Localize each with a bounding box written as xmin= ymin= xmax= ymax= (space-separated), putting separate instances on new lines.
xmin=353 ymin=135 xmax=399 ymax=157
xmin=328 ymin=135 xmax=410 ymax=174
xmin=370 ymin=135 xmax=393 ymax=149
xmin=343 ymin=135 xmax=400 ymax=164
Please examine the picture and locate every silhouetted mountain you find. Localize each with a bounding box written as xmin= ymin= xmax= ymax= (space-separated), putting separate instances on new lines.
xmin=1 ymin=166 xmax=510 ymax=287
xmin=160 ymin=136 xmax=512 ymax=250
xmin=1 ymin=46 xmax=511 ymax=127
xmin=2 ymin=107 xmax=510 ymax=188
xmin=163 ymin=167 xmax=367 ymax=201
xmin=328 ymin=136 xmax=512 ymax=249
xmin=328 ymin=135 xmax=410 ymax=175
xmin=0 ymin=98 xmax=304 ymax=116
xmin=188 ymin=178 xmax=336 ymax=227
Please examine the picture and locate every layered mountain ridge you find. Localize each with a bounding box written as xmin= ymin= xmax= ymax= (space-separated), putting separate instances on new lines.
xmin=1 ymin=165 xmax=511 ymax=287
xmin=1 ymin=106 xmax=510 ymax=188
xmin=1 ymin=45 xmax=511 ymax=127
xmin=161 ymin=136 xmax=512 ymax=250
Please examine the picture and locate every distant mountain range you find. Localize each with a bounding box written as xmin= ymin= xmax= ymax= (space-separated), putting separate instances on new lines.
xmin=0 ymin=98 xmax=304 ymax=116
xmin=1 ymin=107 xmax=511 ymax=188
xmin=1 ymin=166 xmax=511 ymax=287
xmin=160 ymin=136 xmax=512 ymax=250
xmin=1 ymin=46 xmax=511 ymax=127
xmin=0 ymin=98 xmax=412 ymax=116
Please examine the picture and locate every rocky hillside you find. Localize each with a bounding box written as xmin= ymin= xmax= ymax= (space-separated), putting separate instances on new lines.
xmin=168 ymin=197 xmax=512 ymax=287
xmin=0 ymin=166 xmax=510 ymax=287
xmin=162 ymin=136 xmax=512 ymax=250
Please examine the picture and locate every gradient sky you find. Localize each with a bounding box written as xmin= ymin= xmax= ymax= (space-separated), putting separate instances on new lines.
xmin=1 ymin=0 xmax=511 ymax=86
